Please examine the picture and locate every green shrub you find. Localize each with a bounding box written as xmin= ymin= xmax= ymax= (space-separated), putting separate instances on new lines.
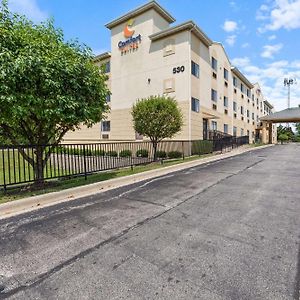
xmin=119 ymin=149 xmax=132 ymax=157
xmin=191 ymin=140 xmax=213 ymax=155
xmin=168 ymin=151 xmax=182 ymax=159
xmin=106 ymin=150 xmax=118 ymax=157
xmin=94 ymin=149 xmax=106 ymax=156
xmin=136 ymin=149 xmax=148 ymax=158
xmin=156 ymin=150 xmax=167 ymax=158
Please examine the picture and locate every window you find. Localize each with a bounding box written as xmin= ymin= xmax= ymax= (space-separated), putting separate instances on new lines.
xmin=223 ymin=96 xmax=228 ymax=107
xmin=212 ymin=121 xmax=217 ymax=131
xmin=233 ymin=126 xmax=237 ymax=136
xmin=247 ymin=110 xmax=250 ymax=118
xmin=102 ymin=61 xmax=110 ymax=73
xmin=233 ymin=77 xmax=237 ymax=87
xmin=247 ymin=89 xmax=251 ymax=98
xmin=252 ymin=112 xmax=255 ymax=120
xmin=240 ymin=83 xmax=244 ymax=93
xmin=211 ymin=89 xmax=217 ymax=102
xmin=211 ymin=57 xmax=218 ymax=71
xmin=101 ymin=121 xmax=110 ymax=132
xmin=247 ymin=130 xmax=250 ymax=136
xmin=241 ymin=106 xmax=244 ymax=115
xmin=224 ymin=68 xmax=228 ymax=80
xmin=106 ymin=94 xmax=111 ymax=102
xmin=233 ymin=101 xmax=237 ymax=112
xmin=252 ymin=94 xmax=254 ymax=101
xmin=191 ymin=97 xmax=200 ymax=112
xmin=241 ymin=128 xmax=244 ymax=136
xmin=224 ymin=124 xmax=228 ymax=134
xmin=191 ymin=61 xmax=199 ymax=78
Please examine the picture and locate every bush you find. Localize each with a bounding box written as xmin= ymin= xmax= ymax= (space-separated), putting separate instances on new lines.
xmin=119 ymin=149 xmax=132 ymax=157
xmin=278 ymin=133 xmax=289 ymax=144
xmin=136 ymin=149 xmax=148 ymax=158
xmin=191 ymin=140 xmax=213 ymax=155
xmin=106 ymin=150 xmax=118 ymax=157
xmin=156 ymin=150 xmax=167 ymax=158
xmin=168 ymin=151 xmax=182 ymax=159
xmin=94 ymin=149 xmax=106 ymax=156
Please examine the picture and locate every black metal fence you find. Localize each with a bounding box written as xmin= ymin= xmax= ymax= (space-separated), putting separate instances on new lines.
xmin=0 ymin=137 xmax=248 ymax=189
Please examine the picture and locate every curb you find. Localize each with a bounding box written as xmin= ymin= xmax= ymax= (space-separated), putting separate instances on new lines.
xmin=0 ymin=144 xmax=274 ymax=219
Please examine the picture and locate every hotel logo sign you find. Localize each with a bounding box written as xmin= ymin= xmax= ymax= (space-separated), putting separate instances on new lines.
xmin=118 ymin=19 xmax=142 ymax=55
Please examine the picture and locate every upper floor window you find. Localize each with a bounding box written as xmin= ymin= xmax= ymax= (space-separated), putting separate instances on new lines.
xmin=241 ymin=106 xmax=244 ymax=115
xmin=233 ymin=101 xmax=237 ymax=112
xmin=224 ymin=68 xmax=228 ymax=80
xmin=211 ymin=57 xmax=218 ymax=71
xmin=191 ymin=97 xmax=200 ymax=112
xmin=102 ymin=61 xmax=110 ymax=73
xmin=233 ymin=77 xmax=237 ymax=87
xmin=223 ymin=96 xmax=228 ymax=107
xmin=240 ymin=83 xmax=244 ymax=93
xmin=191 ymin=61 xmax=199 ymax=78
xmin=247 ymin=109 xmax=250 ymax=118
xmin=211 ymin=89 xmax=218 ymax=102
xmin=247 ymin=89 xmax=251 ymax=98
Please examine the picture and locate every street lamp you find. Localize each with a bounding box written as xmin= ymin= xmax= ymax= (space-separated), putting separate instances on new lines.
xmin=284 ymin=77 xmax=296 ymax=110
xmin=284 ymin=77 xmax=297 ymax=129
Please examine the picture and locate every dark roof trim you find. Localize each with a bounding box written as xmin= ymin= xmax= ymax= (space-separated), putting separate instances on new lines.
xmin=93 ymin=52 xmax=111 ymax=63
xmin=231 ymin=67 xmax=253 ymax=88
xmin=149 ymin=20 xmax=212 ymax=47
xmin=105 ymin=1 xmax=175 ymax=29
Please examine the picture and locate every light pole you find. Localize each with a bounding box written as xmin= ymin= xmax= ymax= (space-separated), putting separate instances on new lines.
xmin=284 ymin=77 xmax=296 ymax=129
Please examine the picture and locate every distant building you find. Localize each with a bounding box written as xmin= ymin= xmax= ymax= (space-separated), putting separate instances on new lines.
xmin=64 ymin=1 xmax=276 ymax=143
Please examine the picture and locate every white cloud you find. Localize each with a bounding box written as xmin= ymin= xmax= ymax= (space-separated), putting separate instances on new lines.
xmin=231 ymin=57 xmax=251 ymax=68
xmin=8 ymin=0 xmax=48 ymax=22
xmin=222 ymin=20 xmax=238 ymax=32
xmin=261 ymin=43 xmax=283 ymax=59
xmin=241 ymin=42 xmax=250 ymax=48
xmin=257 ymin=0 xmax=300 ymax=32
xmin=225 ymin=35 xmax=237 ymax=46
xmin=230 ymin=56 xmax=300 ymax=111
xmin=268 ymin=34 xmax=277 ymax=40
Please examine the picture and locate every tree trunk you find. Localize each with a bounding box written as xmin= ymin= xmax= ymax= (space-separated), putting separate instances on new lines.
xmin=152 ymin=140 xmax=158 ymax=161
xmin=34 ymin=145 xmax=45 ymax=186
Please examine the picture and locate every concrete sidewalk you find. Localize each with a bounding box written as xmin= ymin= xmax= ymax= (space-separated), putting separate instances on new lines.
xmin=0 ymin=144 xmax=273 ymax=219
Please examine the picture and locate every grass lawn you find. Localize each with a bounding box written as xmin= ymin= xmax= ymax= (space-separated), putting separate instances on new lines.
xmin=0 ymin=153 xmax=213 ymax=204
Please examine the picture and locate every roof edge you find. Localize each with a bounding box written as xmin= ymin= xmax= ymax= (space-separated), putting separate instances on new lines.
xmin=93 ymin=52 xmax=111 ymax=62
xmin=105 ymin=1 xmax=175 ymax=29
xmin=149 ymin=20 xmax=212 ymax=47
xmin=231 ymin=67 xmax=253 ymax=89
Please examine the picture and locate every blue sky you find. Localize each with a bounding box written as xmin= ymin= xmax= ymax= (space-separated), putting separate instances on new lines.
xmin=7 ymin=0 xmax=300 ymax=112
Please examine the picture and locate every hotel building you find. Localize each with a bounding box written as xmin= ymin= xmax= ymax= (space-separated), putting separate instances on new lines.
xmin=64 ymin=1 xmax=276 ymax=144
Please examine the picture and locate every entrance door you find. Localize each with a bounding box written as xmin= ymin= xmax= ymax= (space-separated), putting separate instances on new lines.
xmin=203 ymin=119 xmax=208 ymax=140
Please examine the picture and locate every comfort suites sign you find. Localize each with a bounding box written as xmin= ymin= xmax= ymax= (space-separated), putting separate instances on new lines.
xmin=118 ymin=19 xmax=142 ymax=55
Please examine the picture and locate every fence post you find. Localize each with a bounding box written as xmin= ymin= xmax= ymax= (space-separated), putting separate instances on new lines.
xmin=182 ymin=141 xmax=185 ymax=160
xmin=2 ymin=148 xmax=6 ymax=192
xmin=83 ymin=144 xmax=87 ymax=180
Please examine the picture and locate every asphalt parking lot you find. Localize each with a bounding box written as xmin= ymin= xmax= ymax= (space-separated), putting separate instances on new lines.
xmin=0 ymin=144 xmax=299 ymax=299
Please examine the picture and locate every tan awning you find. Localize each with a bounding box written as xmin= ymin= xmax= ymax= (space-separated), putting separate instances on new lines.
xmin=260 ymin=107 xmax=300 ymax=123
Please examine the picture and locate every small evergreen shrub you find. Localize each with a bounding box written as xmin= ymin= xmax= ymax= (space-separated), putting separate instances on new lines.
xmin=119 ymin=149 xmax=132 ymax=157
xmin=136 ymin=149 xmax=148 ymax=158
xmin=156 ymin=150 xmax=167 ymax=158
xmin=106 ymin=150 xmax=118 ymax=157
xmin=168 ymin=151 xmax=182 ymax=159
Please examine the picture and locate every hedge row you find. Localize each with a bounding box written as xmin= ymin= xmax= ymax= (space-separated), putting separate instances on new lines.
xmin=52 ymin=147 xmax=184 ymax=159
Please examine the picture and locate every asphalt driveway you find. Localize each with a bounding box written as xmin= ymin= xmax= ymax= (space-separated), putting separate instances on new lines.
xmin=0 ymin=144 xmax=299 ymax=299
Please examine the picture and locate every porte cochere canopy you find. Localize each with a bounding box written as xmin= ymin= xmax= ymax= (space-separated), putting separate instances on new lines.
xmin=260 ymin=107 xmax=300 ymax=123
xmin=259 ymin=106 xmax=300 ymax=144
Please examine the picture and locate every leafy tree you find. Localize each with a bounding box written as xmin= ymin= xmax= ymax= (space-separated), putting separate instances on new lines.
xmin=0 ymin=1 xmax=109 ymax=184
xmin=132 ymin=95 xmax=183 ymax=159
xmin=295 ymin=123 xmax=300 ymax=136
xmin=278 ymin=133 xmax=289 ymax=144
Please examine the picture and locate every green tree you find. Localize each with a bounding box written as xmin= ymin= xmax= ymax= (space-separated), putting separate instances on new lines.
xmin=0 ymin=1 xmax=109 ymax=184
xmin=295 ymin=123 xmax=300 ymax=136
xmin=278 ymin=133 xmax=289 ymax=144
xmin=131 ymin=95 xmax=183 ymax=159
